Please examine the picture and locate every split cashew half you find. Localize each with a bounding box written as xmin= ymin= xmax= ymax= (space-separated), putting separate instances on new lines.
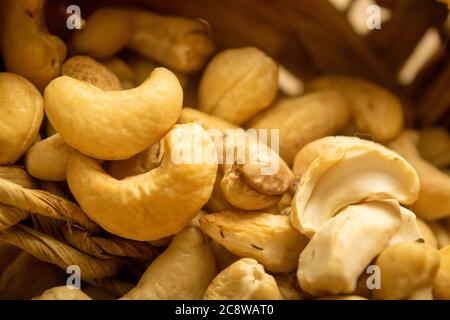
xmin=1 ymin=0 xmax=67 ymax=91
xmin=66 ymin=123 xmax=218 ymax=241
xmin=291 ymin=136 xmax=419 ymax=237
xmin=71 ymin=8 xmax=214 ymax=72
xmin=297 ymin=200 xmax=402 ymax=296
xmin=305 ymin=75 xmax=403 ymax=141
xmin=44 ymin=67 xmax=183 ymax=160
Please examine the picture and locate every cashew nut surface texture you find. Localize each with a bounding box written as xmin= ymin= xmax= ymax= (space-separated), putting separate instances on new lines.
xmin=0 ymin=73 xmax=44 ymax=165
xmin=248 ymin=90 xmax=350 ymax=165
xmin=121 ymin=226 xmax=217 ymax=300
xmin=71 ymin=8 xmax=214 ymax=72
xmin=203 ymin=258 xmax=282 ymax=300
xmin=388 ymin=207 xmax=423 ymax=246
xmin=200 ymin=212 xmax=308 ymax=273
xmin=416 ymin=218 xmax=438 ymax=248
xmin=199 ymin=47 xmax=278 ymax=125
xmin=306 ymin=75 xmax=403 ymax=141
xmin=291 ymin=136 xmax=420 ymax=237
xmin=44 ymin=67 xmax=183 ymax=160
xmin=34 ymin=286 xmax=92 ymax=300
xmin=178 ymin=108 xmax=239 ymax=133
xmin=297 ymin=200 xmax=402 ymax=296
xmin=66 ymin=123 xmax=218 ymax=241
xmin=1 ymin=0 xmax=67 ymax=91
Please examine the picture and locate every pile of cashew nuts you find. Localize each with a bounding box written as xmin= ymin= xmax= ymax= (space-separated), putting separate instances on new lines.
xmin=1 ymin=0 xmax=450 ymax=300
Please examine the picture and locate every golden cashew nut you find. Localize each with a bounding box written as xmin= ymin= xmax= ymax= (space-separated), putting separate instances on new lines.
xmin=199 ymin=47 xmax=278 ymax=125
xmin=388 ymin=131 xmax=450 ymax=220
xmin=373 ymin=242 xmax=440 ymax=300
xmin=66 ymin=123 xmax=218 ymax=241
xmin=291 ymin=136 xmax=419 ymax=237
xmin=200 ymin=212 xmax=308 ymax=273
xmin=416 ymin=218 xmax=438 ymax=248
xmin=248 ymin=91 xmax=350 ymax=165
xmin=418 ymin=127 xmax=450 ymax=168
xmin=122 ymin=226 xmax=217 ymax=300
xmin=305 ymin=75 xmax=403 ymax=141
xmin=203 ymin=258 xmax=282 ymax=300
xmin=297 ymin=200 xmax=402 ymax=297
xmin=71 ymin=8 xmax=214 ymax=73
xmin=0 ymin=73 xmax=44 ymax=164
xmin=34 ymin=286 xmax=92 ymax=300
xmin=44 ymin=68 xmax=183 ymax=160
xmin=433 ymin=245 xmax=450 ymax=300
xmin=1 ymin=0 xmax=66 ymax=91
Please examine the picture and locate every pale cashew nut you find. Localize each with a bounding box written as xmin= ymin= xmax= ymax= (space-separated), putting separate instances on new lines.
xmin=373 ymin=242 xmax=440 ymax=300
xmin=121 ymin=226 xmax=217 ymax=300
xmin=291 ymin=136 xmax=419 ymax=237
xmin=199 ymin=47 xmax=278 ymax=125
xmin=44 ymin=68 xmax=183 ymax=160
xmin=34 ymin=286 xmax=92 ymax=300
xmin=418 ymin=127 xmax=450 ymax=168
xmin=248 ymin=91 xmax=350 ymax=165
xmin=1 ymin=0 xmax=66 ymax=91
xmin=0 ymin=73 xmax=44 ymax=164
xmin=71 ymin=8 xmax=214 ymax=72
xmin=433 ymin=245 xmax=450 ymax=300
xmin=388 ymin=207 xmax=423 ymax=246
xmin=297 ymin=200 xmax=402 ymax=296
xmin=305 ymin=75 xmax=403 ymax=141
xmin=203 ymin=258 xmax=282 ymax=300
xmin=200 ymin=212 xmax=308 ymax=273
xmin=66 ymin=123 xmax=218 ymax=241
xmin=388 ymin=131 xmax=450 ymax=220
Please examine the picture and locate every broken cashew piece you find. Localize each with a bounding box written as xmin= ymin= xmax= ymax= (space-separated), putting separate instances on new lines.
xmin=0 ymin=73 xmax=44 ymax=165
xmin=203 ymin=258 xmax=282 ymax=300
xmin=305 ymin=75 xmax=403 ymax=141
xmin=248 ymin=91 xmax=350 ymax=165
xmin=34 ymin=286 xmax=92 ymax=300
xmin=200 ymin=212 xmax=308 ymax=273
xmin=44 ymin=67 xmax=183 ymax=160
xmin=199 ymin=47 xmax=278 ymax=125
xmin=373 ymin=242 xmax=440 ymax=300
xmin=66 ymin=123 xmax=218 ymax=241
xmin=71 ymin=8 xmax=214 ymax=72
xmin=121 ymin=226 xmax=217 ymax=300
xmin=291 ymin=136 xmax=419 ymax=237
xmin=297 ymin=200 xmax=402 ymax=297
xmin=1 ymin=0 xmax=67 ymax=91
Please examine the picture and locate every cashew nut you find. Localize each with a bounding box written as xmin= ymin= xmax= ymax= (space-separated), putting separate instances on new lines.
xmin=388 ymin=131 xmax=450 ymax=220
xmin=372 ymin=242 xmax=440 ymax=300
xmin=433 ymin=245 xmax=450 ymax=300
xmin=44 ymin=67 xmax=183 ymax=160
xmin=418 ymin=127 xmax=450 ymax=168
xmin=0 ymin=73 xmax=44 ymax=164
xmin=1 ymin=0 xmax=66 ymax=91
xmin=66 ymin=123 xmax=218 ymax=240
xmin=121 ymin=226 xmax=217 ymax=300
xmin=389 ymin=207 xmax=423 ymax=246
xmin=100 ymin=56 xmax=135 ymax=89
xmin=178 ymin=107 xmax=239 ymax=133
xmin=203 ymin=258 xmax=282 ymax=300
xmin=200 ymin=211 xmax=308 ymax=273
xmin=34 ymin=286 xmax=92 ymax=300
xmin=297 ymin=200 xmax=402 ymax=296
xmin=71 ymin=8 xmax=214 ymax=72
xmin=416 ymin=218 xmax=438 ymax=248
xmin=305 ymin=75 xmax=403 ymax=141
xmin=291 ymin=136 xmax=419 ymax=237
xmin=248 ymin=91 xmax=350 ymax=165
xmin=199 ymin=47 xmax=278 ymax=125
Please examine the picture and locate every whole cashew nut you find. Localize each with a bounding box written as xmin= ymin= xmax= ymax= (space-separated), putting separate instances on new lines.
xmin=66 ymin=123 xmax=218 ymax=241
xmin=0 ymin=73 xmax=44 ymax=165
xmin=44 ymin=68 xmax=183 ymax=160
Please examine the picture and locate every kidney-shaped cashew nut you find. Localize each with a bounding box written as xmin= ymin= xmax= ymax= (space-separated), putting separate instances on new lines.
xmin=66 ymin=123 xmax=218 ymax=241
xmin=44 ymin=67 xmax=183 ymax=160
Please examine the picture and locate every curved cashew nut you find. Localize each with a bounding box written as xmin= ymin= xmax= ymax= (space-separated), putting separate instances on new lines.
xmin=200 ymin=212 xmax=308 ymax=273
xmin=71 ymin=8 xmax=214 ymax=73
xmin=203 ymin=258 xmax=282 ymax=300
xmin=418 ymin=127 xmax=450 ymax=168
xmin=1 ymin=0 xmax=66 ymax=91
xmin=373 ymin=242 xmax=440 ymax=300
xmin=248 ymin=91 xmax=350 ymax=165
xmin=388 ymin=131 xmax=450 ymax=220
xmin=66 ymin=123 xmax=218 ymax=241
xmin=199 ymin=47 xmax=278 ymax=125
xmin=291 ymin=136 xmax=419 ymax=237
xmin=34 ymin=286 xmax=91 ymax=300
xmin=433 ymin=245 xmax=450 ymax=300
xmin=297 ymin=200 xmax=402 ymax=296
xmin=44 ymin=67 xmax=183 ymax=160
xmin=0 ymin=73 xmax=44 ymax=164
xmin=306 ymin=75 xmax=403 ymax=141
xmin=121 ymin=226 xmax=217 ymax=300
